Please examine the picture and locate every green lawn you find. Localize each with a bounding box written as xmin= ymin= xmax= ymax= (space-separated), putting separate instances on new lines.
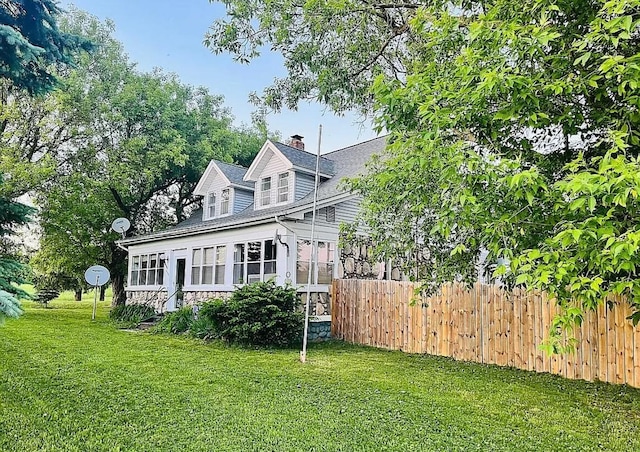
xmin=1 ymin=297 xmax=639 ymax=451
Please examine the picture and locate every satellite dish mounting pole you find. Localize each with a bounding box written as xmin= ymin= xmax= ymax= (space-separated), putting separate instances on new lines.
xmin=92 ymin=276 xmax=100 ymax=320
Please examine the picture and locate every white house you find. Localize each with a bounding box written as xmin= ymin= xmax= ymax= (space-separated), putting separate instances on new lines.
xmin=118 ymin=135 xmax=386 ymax=325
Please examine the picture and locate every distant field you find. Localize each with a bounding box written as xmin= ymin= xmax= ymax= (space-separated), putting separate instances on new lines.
xmin=1 ymin=299 xmax=639 ymax=451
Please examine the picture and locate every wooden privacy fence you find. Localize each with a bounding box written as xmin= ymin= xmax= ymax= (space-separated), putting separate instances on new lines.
xmin=331 ymin=279 xmax=640 ymax=388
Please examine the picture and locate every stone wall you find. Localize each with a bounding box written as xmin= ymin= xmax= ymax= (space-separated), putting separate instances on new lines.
xmin=299 ymin=292 xmax=331 ymax=316
xmin=338 ymin=233 xmax=403 ymax=280
xmin=128 ymin=289 xmax=332 ymax=317
xmin=307 ymin=320 xmax=331 ymax=341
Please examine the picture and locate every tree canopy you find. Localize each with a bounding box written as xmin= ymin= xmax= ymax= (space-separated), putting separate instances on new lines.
xmin=0 ymin=0 xmax=90 ymax=323
xmin=205 ymin=0 xmax=424 ymax=114
xmin=344 ymin=0 xmax=640 ymax=349
xmin=30 ymin=10 xmax=270 ymax=306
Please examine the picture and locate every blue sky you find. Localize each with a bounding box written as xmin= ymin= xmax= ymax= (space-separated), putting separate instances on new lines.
xmin=60 ymin=0 xmax=378 ymax=152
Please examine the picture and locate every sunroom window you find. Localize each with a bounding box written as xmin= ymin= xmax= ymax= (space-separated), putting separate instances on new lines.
xmin=191 ymin=245 xmax=226 ymax=285
xmin=296 ymin=240 xmax=335 ymax=285
xmin=233 ymin=240 xmax=277 ymax=284
xmin=130 ymin=253 xmax=165 ymax=286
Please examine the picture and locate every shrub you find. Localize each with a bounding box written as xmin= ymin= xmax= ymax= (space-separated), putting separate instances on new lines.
xmin=109 ymin=303 xmax=156 ymax=328
xmin=152 ymin=307 xmax=194 ymax=334
xmin=200 ymin=281 xmax=303 ymax=346
xmin=188 ymin=315 xmax=220 ymax=340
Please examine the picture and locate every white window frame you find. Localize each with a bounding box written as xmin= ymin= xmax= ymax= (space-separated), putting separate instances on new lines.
xmin=191 ymin=245 xmax=227 ymax=286
xmin=232 ymin=240 xmax=277 ymax=284
xmin=220 ymin=188 xmax=231 ymax=216
xmin=296 ymin=240 xmax=335 ymax=285
xmin=260 ymin=177 xmax=272 ymax=207
xmin=130 ymin=253 xmax=165 ymax=287
xmin=277 ymin=172 xmax=290 ymax=203
xmin=206 ymin=192 xmax=216 ymax=219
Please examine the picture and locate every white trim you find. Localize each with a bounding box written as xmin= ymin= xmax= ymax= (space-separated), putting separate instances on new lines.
xmin=310 ymin=315 xmax=331 ymax=322
xmin=244 ymin=140 xmax=293 ymax=182
xmin=194 ymin=160 xmax=232 ymax=196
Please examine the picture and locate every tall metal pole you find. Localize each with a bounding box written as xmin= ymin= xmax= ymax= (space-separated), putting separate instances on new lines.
xmin=301 ymin=124 xmax=322 ymax=363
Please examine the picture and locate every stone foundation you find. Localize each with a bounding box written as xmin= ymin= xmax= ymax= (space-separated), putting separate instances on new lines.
xmin=307 ymin=320 xmax=331 ymax=341
xmin=299 ymin=291 xmax=331 ymax=316
xmin=127 ymin=289 xmax=331 ymax=316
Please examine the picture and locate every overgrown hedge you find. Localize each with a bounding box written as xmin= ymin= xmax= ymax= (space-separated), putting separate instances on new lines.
xmin=153 ymin=281 xmax=304 ymax=347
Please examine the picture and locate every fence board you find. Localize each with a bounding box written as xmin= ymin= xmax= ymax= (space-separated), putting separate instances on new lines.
xmin=332 ymin=279 xmax=640 ymax=389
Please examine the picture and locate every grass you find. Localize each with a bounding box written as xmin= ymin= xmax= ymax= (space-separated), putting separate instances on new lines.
xmin=1 ymin=296 xmax=639 ymax=451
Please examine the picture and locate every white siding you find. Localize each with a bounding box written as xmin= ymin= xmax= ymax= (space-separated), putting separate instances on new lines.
xmin=254 ymin=152 xmax=294 ymax=209
xmin=203 ymin=178 xmax=233 ymax=220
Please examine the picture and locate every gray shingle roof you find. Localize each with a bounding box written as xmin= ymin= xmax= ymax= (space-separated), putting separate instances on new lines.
xmin=273 ymin=142 xmax=335 ymax=176
xmin=121 ymin=136 xmax=387 ymax=244
xmin=214 ymin=160 xmax=253 ymax=189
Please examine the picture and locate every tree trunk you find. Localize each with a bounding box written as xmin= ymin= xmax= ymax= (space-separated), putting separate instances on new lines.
xmin=111 ymin=271 xmax=126 ymax=307
xmin=74 ymin=288 xmax=82 ymax=301
xmin=99 ymin=285 xmax=106 ymax=301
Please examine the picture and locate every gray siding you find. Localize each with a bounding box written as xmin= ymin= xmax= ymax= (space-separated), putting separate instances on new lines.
xmin=299 ymin=197 xmax=362 ymax=227
xmin=234 ymin=188 xmax=254 ymax=214
xmin=295 ymin=173 xmax=315 ymax=201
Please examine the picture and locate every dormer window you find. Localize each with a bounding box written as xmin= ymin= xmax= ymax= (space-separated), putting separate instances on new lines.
xmin=207 ymin=192 xmax=216 ymax=219
xmin=220 ymin=189 xmax=230 ymax=215
xmin=278 ymin=172 xmax=290 ymax=203
xmin=261 ymin=177 xmax=272 ymax=206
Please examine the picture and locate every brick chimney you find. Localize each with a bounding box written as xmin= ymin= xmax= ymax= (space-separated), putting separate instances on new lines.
xmin=288 ymin=134 xmax=305 ymax=151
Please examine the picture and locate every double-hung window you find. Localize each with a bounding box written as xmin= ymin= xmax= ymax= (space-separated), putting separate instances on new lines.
xmin=220 ymin=189 xmax=230 ymax=215
xmin=277 ymin=172 xmax=289 ymax=203
xmin=191 ymin=245 xmax=226 ymax=285
xmin=207 ymin=192 xmax=216 ymax=218
xmin=261 ymin=177 xmax=272 ymax=206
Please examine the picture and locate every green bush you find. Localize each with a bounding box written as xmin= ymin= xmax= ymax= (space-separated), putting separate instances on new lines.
xmin=188 ymin=315 xmax=220 ymax=340
xmin=109 ymin=303 xmax=156 ymax=327
xmin=152 ymin=307 xmax=194 ymax=334
xmin=200 ymin=281 xmax=303 ymax=346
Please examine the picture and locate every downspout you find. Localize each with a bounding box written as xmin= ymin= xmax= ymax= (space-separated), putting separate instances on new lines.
xmin=274 ymin=215 xmax=293 ymax=257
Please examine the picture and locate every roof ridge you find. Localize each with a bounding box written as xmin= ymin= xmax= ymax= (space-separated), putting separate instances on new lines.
xmin=322 ymin=134 xmax=387 ymax=157
xmin=274 ymin=140 xmax=334 ymax=162
xmin=213 ymin=159 xmax=249 ymax=170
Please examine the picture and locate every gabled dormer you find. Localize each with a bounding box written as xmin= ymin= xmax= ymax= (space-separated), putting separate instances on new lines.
xmin=244 ymin=135 xmax=335 ymax=210
xmin=194 ymin=160 xmax=254 ymax=220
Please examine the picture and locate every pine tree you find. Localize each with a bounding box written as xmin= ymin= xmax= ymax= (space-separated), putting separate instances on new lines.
xmin=0 ymin=175 xmax=33 ymax=322
xmin=0 ymin=0 xmax=93 ymax=94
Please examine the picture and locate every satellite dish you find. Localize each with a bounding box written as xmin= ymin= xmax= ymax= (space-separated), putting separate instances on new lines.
xmin=111 ymin=218 xmax=131 ymax=234
xmin=84 ymin=265 xmax=110 ymax=287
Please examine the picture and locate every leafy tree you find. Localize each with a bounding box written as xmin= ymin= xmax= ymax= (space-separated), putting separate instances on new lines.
xmin=0 ymin=0 xmax=90 ymax=322
xmin=347 ymin=0 xmax=640 ymax=349
xmin=32 ymin=11 xmax=269 ymax=306
xmin=205 ymin=0 xmax=424 ymax=114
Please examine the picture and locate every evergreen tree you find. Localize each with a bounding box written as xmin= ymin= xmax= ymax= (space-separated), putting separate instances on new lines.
xmin=0 ymin=0 xmax=92 ymax=94
xmin=0 ymin=175 xmax=32 ymax=323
